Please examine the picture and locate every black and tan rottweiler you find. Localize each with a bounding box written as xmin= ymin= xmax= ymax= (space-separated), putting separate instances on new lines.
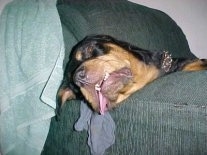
xmin=57 ymin=35 xmax=207 ymax=116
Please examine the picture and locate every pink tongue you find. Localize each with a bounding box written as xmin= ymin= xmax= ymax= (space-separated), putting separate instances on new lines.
xmin=98 ymin=90 xmax=108 ymax=115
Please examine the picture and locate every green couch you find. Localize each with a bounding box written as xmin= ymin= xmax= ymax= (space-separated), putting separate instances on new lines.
xmin=42 ymin=0 xmax=207 ymax=155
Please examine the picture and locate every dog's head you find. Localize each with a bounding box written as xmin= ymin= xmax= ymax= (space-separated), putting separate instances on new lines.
xmin=73 ymin=43 xmax=135 ymax=114
xmin=57 ymin=35 xmax=166 ymax=115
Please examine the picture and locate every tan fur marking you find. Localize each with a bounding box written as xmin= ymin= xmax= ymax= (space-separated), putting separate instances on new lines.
xmin=80 ymin=87 xmax=99 ymax=111
xmin=105 ymin=43 xmax=160 ymax=104
xmin=114 ymin=53 xmax=160 ymax=105
xmin=183 ymin=59 xmax=207 ymax=71
xmin=58 ymin=88 xmax=76 ymax=106
xmin=75 ymin=51 xmax=82 ymax=61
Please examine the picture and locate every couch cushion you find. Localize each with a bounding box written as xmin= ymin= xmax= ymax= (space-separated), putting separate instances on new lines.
xmin=57 ymin=0 xmax=195 ymax=67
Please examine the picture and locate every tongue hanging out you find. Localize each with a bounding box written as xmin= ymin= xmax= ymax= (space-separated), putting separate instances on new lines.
xmin=97 ymin=88 xmax=108 ymax=115
xmin=95 ymin=72 xmax=110 ymax=115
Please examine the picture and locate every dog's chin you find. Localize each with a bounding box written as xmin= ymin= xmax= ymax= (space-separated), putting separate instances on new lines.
xmin=78 ymin=67 xmax=133 ymax=114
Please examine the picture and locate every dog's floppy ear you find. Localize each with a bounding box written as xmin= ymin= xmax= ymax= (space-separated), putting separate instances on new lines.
xmin=56 ymin=78 xmax=77 ymax=120
xmin=56 ymin=69 xmax=84 ymax=120
xmin=56 ymin=47 xmax=84 ymax=120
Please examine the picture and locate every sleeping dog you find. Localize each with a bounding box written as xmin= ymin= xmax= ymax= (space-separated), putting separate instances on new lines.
xmin=57 ymin=35 xmax=207 ymax=116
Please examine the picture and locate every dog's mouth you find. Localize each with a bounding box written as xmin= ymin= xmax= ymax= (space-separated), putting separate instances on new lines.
xmin=74 ymin=67 xmax=133 ymax=114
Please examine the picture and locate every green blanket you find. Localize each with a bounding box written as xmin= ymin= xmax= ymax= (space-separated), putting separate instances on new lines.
xmin=0 ymin=0 xmax=64 ymax=154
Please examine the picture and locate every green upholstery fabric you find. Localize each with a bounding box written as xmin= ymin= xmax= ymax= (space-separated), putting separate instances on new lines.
xmin=57 ymin=0 xmax=196 ymax=66
xmin=42 ymin=0 xmax=207 ymax=155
